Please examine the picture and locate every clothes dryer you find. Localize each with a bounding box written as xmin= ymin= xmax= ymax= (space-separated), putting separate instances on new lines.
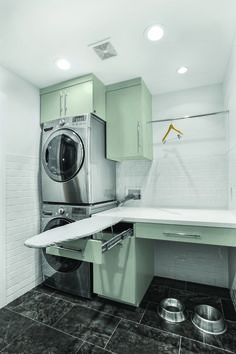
xmin=41 ymin=114 xmax=116 ymax=204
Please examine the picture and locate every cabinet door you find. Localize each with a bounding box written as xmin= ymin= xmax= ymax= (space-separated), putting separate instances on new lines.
xmin=65 ymin=81 xmax=93 ymax=117
xmin=93 ymin=236 xmax=136 ymax=305
xmin=106 ymin=85 xmax=142 ymax=161
xmin=40 ymin=90 xmax=61 ymax=123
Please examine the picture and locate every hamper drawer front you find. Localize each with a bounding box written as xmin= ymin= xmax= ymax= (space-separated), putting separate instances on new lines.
xmin=46 ymin=223 xmax=133 ymax=264
xmin=135 ymin=223 xmax=236 ymax=247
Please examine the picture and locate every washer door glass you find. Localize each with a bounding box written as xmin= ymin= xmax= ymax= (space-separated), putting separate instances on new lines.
xmin=42 ymin=218 xmax=82 ymax=273
xmin=43 ymin=128 xmax=84 ymax=182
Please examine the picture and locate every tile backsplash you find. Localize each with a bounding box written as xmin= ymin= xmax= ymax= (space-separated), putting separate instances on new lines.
xmin=117 ymin=113 xmax=228 ymax=210
xmin=116 ymin=154 xmax=228 ymax=209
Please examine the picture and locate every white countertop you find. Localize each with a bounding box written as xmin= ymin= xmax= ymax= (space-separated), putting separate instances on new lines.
xmin=24 ymin=207 xmax=236 ymax=249
xmin=98 ymin=207 xmax=236 ymax=228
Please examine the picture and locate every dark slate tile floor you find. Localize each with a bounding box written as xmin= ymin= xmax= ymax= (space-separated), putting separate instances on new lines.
xmin=0 ymin=276 xmax=236 ymax=353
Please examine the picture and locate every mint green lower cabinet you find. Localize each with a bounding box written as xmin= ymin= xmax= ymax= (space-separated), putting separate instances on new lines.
xmin=136 ymin=223 xmax=236 ymax=247
xmin=93 ymin=235 xmax=154 ymax=307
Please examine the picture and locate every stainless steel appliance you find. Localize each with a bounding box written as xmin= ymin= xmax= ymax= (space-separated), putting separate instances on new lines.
xmin=41 ymin=114 xmax=116 ymax=204
xmin=41 ymin=202 xmax=116 ymax=298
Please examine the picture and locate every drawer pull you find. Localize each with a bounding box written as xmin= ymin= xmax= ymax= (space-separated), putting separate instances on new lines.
xmin=163 ymin=232 xmax=201 ymax=239
xmin=102 ymin=228 xmax=133 ymax=253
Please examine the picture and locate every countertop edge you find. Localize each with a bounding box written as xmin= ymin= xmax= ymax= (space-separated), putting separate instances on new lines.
xmin=98 ymin=207 xmax=236 ymax=229
xmin=121 ymin=217 xmax=236 ymax=229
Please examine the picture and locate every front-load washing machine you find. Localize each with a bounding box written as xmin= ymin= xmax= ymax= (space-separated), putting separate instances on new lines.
xmin=41 ymin=113 xmax=116 ymax=204
xmin=41 ymin=202 xmax=116 ymax=298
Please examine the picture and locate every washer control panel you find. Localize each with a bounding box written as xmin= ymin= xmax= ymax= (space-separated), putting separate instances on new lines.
xmin=42 ymin=204 xmax=90 ymax=220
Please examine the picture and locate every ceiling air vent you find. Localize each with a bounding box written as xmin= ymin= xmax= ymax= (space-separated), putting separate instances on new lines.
xmin=88 ymin=38 xmax=117 ymax=60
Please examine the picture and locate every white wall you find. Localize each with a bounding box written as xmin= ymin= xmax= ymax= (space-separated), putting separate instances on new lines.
xmin=0 ymin=65 xmax=41 ymax=308
xmin=117 ymin=83 xmax=229 ymax=287
xmin=223 ymin=38 xmax=236 ymax=304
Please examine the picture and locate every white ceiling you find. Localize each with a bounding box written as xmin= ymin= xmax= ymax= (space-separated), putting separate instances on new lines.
xmin=1 ymin=0 xmax=236 ymax=94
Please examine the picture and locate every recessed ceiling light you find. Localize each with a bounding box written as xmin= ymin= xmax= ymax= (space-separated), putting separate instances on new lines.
xmin=177 ymin=66 xmax=188 ymax=74
xmin=144 ymin=24 xmax=164 ymax=41
xmin=55 ymin=59 xmax=71 ymax=70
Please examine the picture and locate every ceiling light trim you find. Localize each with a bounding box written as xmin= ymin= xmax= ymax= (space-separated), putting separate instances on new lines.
xmin=55 ymin=58 xmax=71 ymax=70
xmin=177 ymin=66 xmax=188 ymax=74
xmin=144 ymin=24 xmax=165 ymax=42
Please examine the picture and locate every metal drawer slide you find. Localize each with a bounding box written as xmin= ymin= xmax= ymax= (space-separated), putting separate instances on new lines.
xmin=101 ymin=228 xmax=133 ymax=253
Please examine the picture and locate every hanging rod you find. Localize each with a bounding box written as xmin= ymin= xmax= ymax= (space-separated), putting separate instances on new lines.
xmin=147 ymin=110 xmax=229 ymax=124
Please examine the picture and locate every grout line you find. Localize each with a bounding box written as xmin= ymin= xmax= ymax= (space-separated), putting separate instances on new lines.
xmin=187 ymin=336 xmax=236 ymax=354
xmin=0 ymin=322 xmax=35 ymax=353
xmin=5 ymin=307 xmax=82 ymax=341
xmin=33 ymin=287 xmax=77 ymax=305
xmin=34 ymin=287 xmax=101 ymax=309
xmin=49 ymin=303 xmax=75 ymax=328
xmin=219 ymin=298 xmax=225 ymax=319
xmin=76 ymin=339 xmax=116 ymax=354
xmin=68 ymin=301 xmax=144 ymax=324
xmin=139 ymin=301 xmax=149 ymax=324
xmin=104 ymin=318 xmax=122 ymax=350
xmin=79 ymin=339 xmax=117 ymax=354
xmin=74 ymin=341 xmax=85 ymax=354
xmin=118 ymin=316 xmax=181 ymax=339
xmin=7 ymin=288 xmax=77 ymax=327
xmin=178 ymin=336 xmax=182 ymax=354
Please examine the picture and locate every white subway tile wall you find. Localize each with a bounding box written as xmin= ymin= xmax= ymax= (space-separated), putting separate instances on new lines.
xmin=154 ymin=241 xmax=228 ymax=288
xmin=5 ymin=154 xmax=41 ymax=304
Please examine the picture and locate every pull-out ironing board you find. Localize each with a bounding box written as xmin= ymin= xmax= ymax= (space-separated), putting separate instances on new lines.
xmin=24 ymin=215 xmax=124 ymax=249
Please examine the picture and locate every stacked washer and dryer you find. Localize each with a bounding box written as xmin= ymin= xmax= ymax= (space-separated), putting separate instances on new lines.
xmin=40 ymin=113 xmax=116 ymax=298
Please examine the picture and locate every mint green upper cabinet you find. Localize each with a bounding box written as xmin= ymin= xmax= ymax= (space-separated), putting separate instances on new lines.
xmin=65 ymin=81 xmax=93 ymax=117
xmin=40 ymin=90 xmax=61 ymax=122
xmin=40 ymin=74 xmax=105 ymax=123
xmin=106 ymin=78 xmax=153 ymax=161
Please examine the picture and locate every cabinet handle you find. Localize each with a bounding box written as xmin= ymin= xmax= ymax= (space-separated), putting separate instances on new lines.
xmin=53 ymin=245 xmax=82 ymax=254
xmin=59 ymin=91 xmax=63 ymax=116
xmin=64 ymin=90 xmax=67 ymax=115
xmin=163 ymin=232 xmax=201 ymax=239
xmin=137 ymin=121 xmax=141 ymax=153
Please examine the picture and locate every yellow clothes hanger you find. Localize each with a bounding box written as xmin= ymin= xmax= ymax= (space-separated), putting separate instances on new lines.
xmin=162 ymin=124 xmax=183 ymax=143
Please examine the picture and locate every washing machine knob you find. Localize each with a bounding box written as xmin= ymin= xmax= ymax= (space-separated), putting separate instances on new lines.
xmin=59 ymin=119 xmax=65 ymax=126
xmin=58 ymin=208 xmax=65 ymax=215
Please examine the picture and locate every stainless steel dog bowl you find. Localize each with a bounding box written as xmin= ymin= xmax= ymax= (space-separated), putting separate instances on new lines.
xmin=191 ymin=305 xmax=227 ymax=335
xmin=157 ymin=298 xmax=187 ymax=323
